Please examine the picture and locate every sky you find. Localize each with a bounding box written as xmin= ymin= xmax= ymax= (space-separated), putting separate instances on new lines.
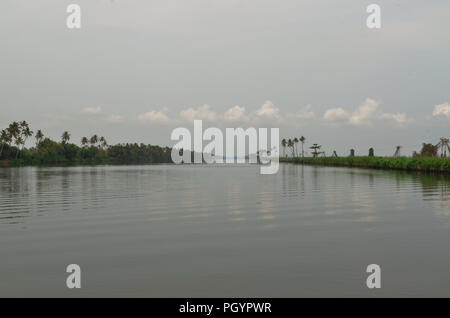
xmin=1 ymin=0 xmax=449 ymax=156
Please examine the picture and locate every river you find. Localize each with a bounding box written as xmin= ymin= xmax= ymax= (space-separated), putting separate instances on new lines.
xmin=0 ymin=164 xmax=449 ymax=297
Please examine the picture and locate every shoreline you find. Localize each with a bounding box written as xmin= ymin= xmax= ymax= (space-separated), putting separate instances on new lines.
xmin=280 ymin=157 xmax=450 ymax=173
xmin=0 ymin=159 xmax=173 ymax=168
xmin=2 ymin=157 xmax=450 ymax=174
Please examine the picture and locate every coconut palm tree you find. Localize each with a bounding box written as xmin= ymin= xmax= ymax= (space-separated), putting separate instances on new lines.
xmin=81 ymin=137 xmax=89 ymax=148
xmin=288 ymin=139 xmax=295 ymax=157
xmin=0 ymin=129 xmax=11 ymax=157
xmin=10 ymin=121 xmax=33 ymax=158
xmin=7 ymin=122 xmax=19 ymax=158
xmin=7 ymin=122 xmax=20 ymax=144
xmin=90 ymin=135 xmax=98 ymax=146
xmin=61 ymin=131 xmax=70 ymax=144
xmin=293 ymin=137 xmax=299 ymax=157
xmin=14 ymin=135 xmax=23 ymax=158
xmin=35 ymin=130 xmax=44 ymax=147
xmin=99 ymin=136 xmax=107 ymax=149
xmin=20 ymin=124 xmax=33 ymax=152
xmin=281 ymin=139 xmax=287 ymax=158
xmin=0 ymin=130 xmax=5 ymax=157
xmin=299 ymin=136 xmax=305 ymax=157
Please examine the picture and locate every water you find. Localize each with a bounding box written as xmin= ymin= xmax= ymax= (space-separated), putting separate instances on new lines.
xmin=0 ymin=164 xmax=449 ymax=297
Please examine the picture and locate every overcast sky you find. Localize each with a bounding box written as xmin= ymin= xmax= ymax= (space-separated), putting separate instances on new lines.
xmin=1 ymin=0 xmax=449 ymax=156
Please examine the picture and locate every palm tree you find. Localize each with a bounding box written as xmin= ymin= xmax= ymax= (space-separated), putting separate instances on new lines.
xmin=20 ymin=122 xmax=33 ymax=152
xmin=288 ymin=139 xmax=295 ymax=157
xmin=0 ymin=129 xmax=11 ymax=157
xmin=90 ymin=135 xmax=98 ymax=146
xmin=7 ymin=122 xmax=20 ymax=144
xmin=7 ymin=122 xmax=19 ymax=158
xmin=10 ymin=121 xmax=32 ymax=158
xmin=14 ymin=135 xmax=23 ymax=158
xmin=299 ymin=136 xmax=305 ymax=157
xmin=99 ymin=136 xmax=107 ymax=149
xmin=81 ymin=137 xmax=89 ymax=148
xmin=293 ymin=137 xmax=299 ymax=157
xmin=61 ymin=131 xmax=70 ymax=144
xmin=281 ymin=139 xmax=287 ymax=158
xmin=35 ymin=130 xmax=44 ymax=147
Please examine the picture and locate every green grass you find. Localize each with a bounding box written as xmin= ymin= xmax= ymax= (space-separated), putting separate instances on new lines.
xmin=280 ymin=156 xmax=450 ymax=173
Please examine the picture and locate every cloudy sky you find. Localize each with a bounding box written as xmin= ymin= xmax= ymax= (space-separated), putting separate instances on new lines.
xmin=1 ymin=0 xmax=449 ymax=155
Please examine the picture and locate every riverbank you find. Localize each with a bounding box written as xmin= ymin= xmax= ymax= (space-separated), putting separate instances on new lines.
xmin=281 ymin=156 xmax=450 ymax=173
xmin=0 ymin=158 xmax=171 ymax=168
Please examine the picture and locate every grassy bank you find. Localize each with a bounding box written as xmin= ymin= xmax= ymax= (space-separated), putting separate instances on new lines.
xmin=281 ymin=156 xmax=450 ymax=173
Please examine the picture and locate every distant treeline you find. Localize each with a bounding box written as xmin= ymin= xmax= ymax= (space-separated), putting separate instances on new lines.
xmin=281 ymin=156 xmax=450 ymax=173
xmin=0 ymin=121 xmax=172 ymax=166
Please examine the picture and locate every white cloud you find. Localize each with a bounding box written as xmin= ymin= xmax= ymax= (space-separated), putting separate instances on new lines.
xmin=432 ymin=102 xmax=450 ymax=118
xmin=323 ymin=98 xmax=412 ymax=128
xmin=348 ymin=98 xmax=379 ymax=126
xmin=139 ymin=99 xmax=416 ymax=129
xmin=82 ymin=106 xmax=102 ymax=115
xmin=105 ymin=114 xmax=124 ymax=123
xmin=378 ymin=112 xmax=411 ymax=127
xmin=289 ymin=104 xmax=315 ymax=120
xmin=180 ymin=104 xmax=218 ymax=122
xmin=224 ymin=105 xmax=249 ymax=122
xmin=138 ymin=108 xmax=170 ymax=124
xmin=323 ymin=107 xmax=349 ymax=122
xmin=254 ymin=100 xmax=282 ymax=121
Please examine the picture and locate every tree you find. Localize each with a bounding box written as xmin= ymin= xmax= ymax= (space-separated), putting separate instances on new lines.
xmin=281 ymin=139 xmax=287 ymax=158
xmin=310 ymin=143 xmax=322 ymax=158
xmin=35 ymin=130 xmax=44 ymax=147
xmin=7 ymin=122 xmax=20 ymax=152
xmin=90 ymin=135 xmax=98 ymax=146
xmin=81 ymin=137 xmax=89 ymax=148
xmin=293 ymin=137 xmax=299 ymax=157
xmin=21 ymin=124 xmax=33 ymax=152
xmin=14 ymin=135 xmax=23 ymax=158
xmin=0 ymin=121 xmax=174 ymax=164
xmin=0 ymin=129 xmax=11 ymax=157
xmin=11 ymin=121 xmax=33 ymax=158
xmin=288 ymin=139 xmax=295 ymax=157
xmin=2 ymin=129 xmax=12 ymax=146
xmin=61 ymin=131 xmax=71 ymax=144
xmin=299 ymin=136 xmax=305 ymax=157
xmin=99 ymin=136 xmax=108 ymax=149
xmin=369 ymin=148 xmax=374 ymax=157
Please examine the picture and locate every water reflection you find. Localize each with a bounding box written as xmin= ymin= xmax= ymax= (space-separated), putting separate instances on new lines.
xmin=0 ymin=164 xmax=450 ymax=297
xmin=0 ymin=165 xmax=448 ymax=226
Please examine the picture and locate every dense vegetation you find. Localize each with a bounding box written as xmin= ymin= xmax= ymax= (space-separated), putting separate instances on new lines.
xmin=280 ymin=135 xmax=450 ymax=173
xmin=281 ymin=156 xmax=450 ymax=173
xmin=0 ymin=121 xmax=172 ymax=166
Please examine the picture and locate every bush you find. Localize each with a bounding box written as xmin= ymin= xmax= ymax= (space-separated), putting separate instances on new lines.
xmin=287 ymin=156 xmax=450 ymax=173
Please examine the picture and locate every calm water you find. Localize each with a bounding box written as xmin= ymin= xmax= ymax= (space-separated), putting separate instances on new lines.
xmin=0 ymin=164 xmax=449 ymax=297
